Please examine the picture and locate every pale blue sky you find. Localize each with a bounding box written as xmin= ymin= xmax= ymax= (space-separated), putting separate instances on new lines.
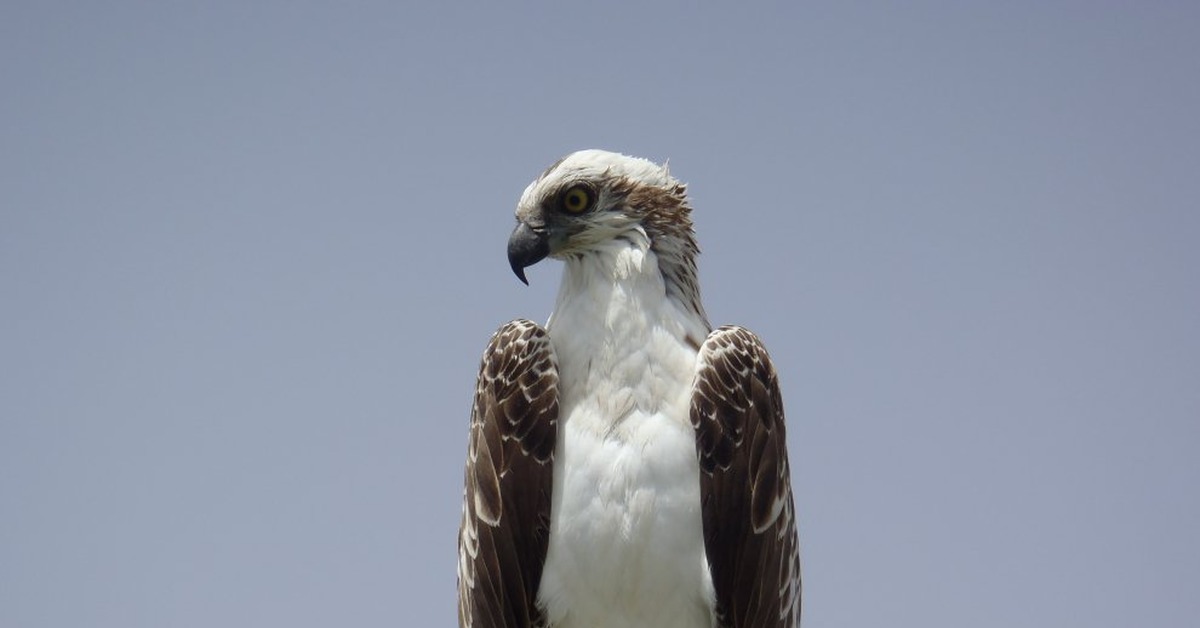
xmin=2 ymin=3 xmax=1198 ymax=627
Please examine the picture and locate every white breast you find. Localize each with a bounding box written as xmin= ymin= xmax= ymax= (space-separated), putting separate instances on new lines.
xmin=537 ymin=242 xmax=714 ymax=628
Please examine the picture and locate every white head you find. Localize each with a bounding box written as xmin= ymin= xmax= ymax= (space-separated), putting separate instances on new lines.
xmin=506 ymin=149 xmax=706 ymax=323
xmin=507 ymin=149 xmax=698 ymax=285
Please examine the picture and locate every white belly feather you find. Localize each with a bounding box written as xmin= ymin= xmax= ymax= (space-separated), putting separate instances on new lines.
xmin=537 ymin=243 xmax=714 ymax=628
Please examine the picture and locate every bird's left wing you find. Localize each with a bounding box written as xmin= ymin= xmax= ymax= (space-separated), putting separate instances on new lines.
xmin=692 ymin=326 xmax=801 ymax=628
xmin=458 ymin=320 xmax=559 ymax=628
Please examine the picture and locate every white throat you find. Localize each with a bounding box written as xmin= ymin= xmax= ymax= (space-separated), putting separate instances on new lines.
xmin=547 ymin=233 xmax=708 ymax=395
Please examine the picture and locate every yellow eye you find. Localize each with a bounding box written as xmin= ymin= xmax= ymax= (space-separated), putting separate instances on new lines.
xmin=561 ymin=186 xmax=592 ymax=214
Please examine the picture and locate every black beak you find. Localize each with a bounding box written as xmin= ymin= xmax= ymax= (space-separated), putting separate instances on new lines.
xmin=507 ymin=221 xmax=549 ymax=285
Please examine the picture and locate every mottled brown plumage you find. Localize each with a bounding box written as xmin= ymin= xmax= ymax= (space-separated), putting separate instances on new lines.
xmin=458 ymin=320 xmax=558 ymax=628
xmin=693 ymin=326 xmax=802 ymax=627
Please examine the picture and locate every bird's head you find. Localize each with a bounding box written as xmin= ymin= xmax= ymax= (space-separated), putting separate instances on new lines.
xmin=507 ymin=149 xmax=697 ymax=285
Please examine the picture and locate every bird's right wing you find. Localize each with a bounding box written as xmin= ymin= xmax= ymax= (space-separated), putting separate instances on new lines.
xmin=458 ymin=320 xmax=559 ymax=628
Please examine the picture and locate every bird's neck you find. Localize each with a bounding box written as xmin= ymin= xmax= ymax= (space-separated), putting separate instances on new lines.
xmin=546 ymin=235 xmax=710 ymax=398
xmin=549 ymin=233 xmax=708 ymax=332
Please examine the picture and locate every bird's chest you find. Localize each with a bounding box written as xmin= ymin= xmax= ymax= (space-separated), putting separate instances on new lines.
xmin=537 ymin=328 xmax=713 ymax=627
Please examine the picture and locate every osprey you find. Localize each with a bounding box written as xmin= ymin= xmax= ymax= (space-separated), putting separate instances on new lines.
xmin=458 ymin=150 xmax=801 ymax=628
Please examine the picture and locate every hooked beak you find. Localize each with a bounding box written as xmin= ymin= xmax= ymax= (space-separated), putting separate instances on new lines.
xmin=507 ymin=221 xmax=549 ymax=285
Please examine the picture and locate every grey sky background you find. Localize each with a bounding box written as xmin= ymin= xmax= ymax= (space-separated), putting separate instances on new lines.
xmin=2 ymin=2 xmax=1198 ymax=627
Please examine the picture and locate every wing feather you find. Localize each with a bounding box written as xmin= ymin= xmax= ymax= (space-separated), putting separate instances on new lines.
xmin=692 ymin=326 xmax=801 ymax=627
xmin=458 ymin=320 xmax=558 ymax=628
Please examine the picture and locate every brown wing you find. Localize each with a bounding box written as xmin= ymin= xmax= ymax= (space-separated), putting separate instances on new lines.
xmin=692 ymin=326 xmax=802 ymax=628
xmin=458 ymin=320 xmax=559 ymax=628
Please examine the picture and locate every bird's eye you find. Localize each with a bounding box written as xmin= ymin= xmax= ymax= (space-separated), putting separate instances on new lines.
xmin=560 ymin=186 xmax=593 ymax=214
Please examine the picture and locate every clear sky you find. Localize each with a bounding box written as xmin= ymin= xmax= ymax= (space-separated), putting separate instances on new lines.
xmin=2 ymin=2 xmax=1198 ymax=627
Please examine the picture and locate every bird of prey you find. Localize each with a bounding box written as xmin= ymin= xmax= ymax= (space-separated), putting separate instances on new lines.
xmin=458 ymin=150 xmax=801 ymax=628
